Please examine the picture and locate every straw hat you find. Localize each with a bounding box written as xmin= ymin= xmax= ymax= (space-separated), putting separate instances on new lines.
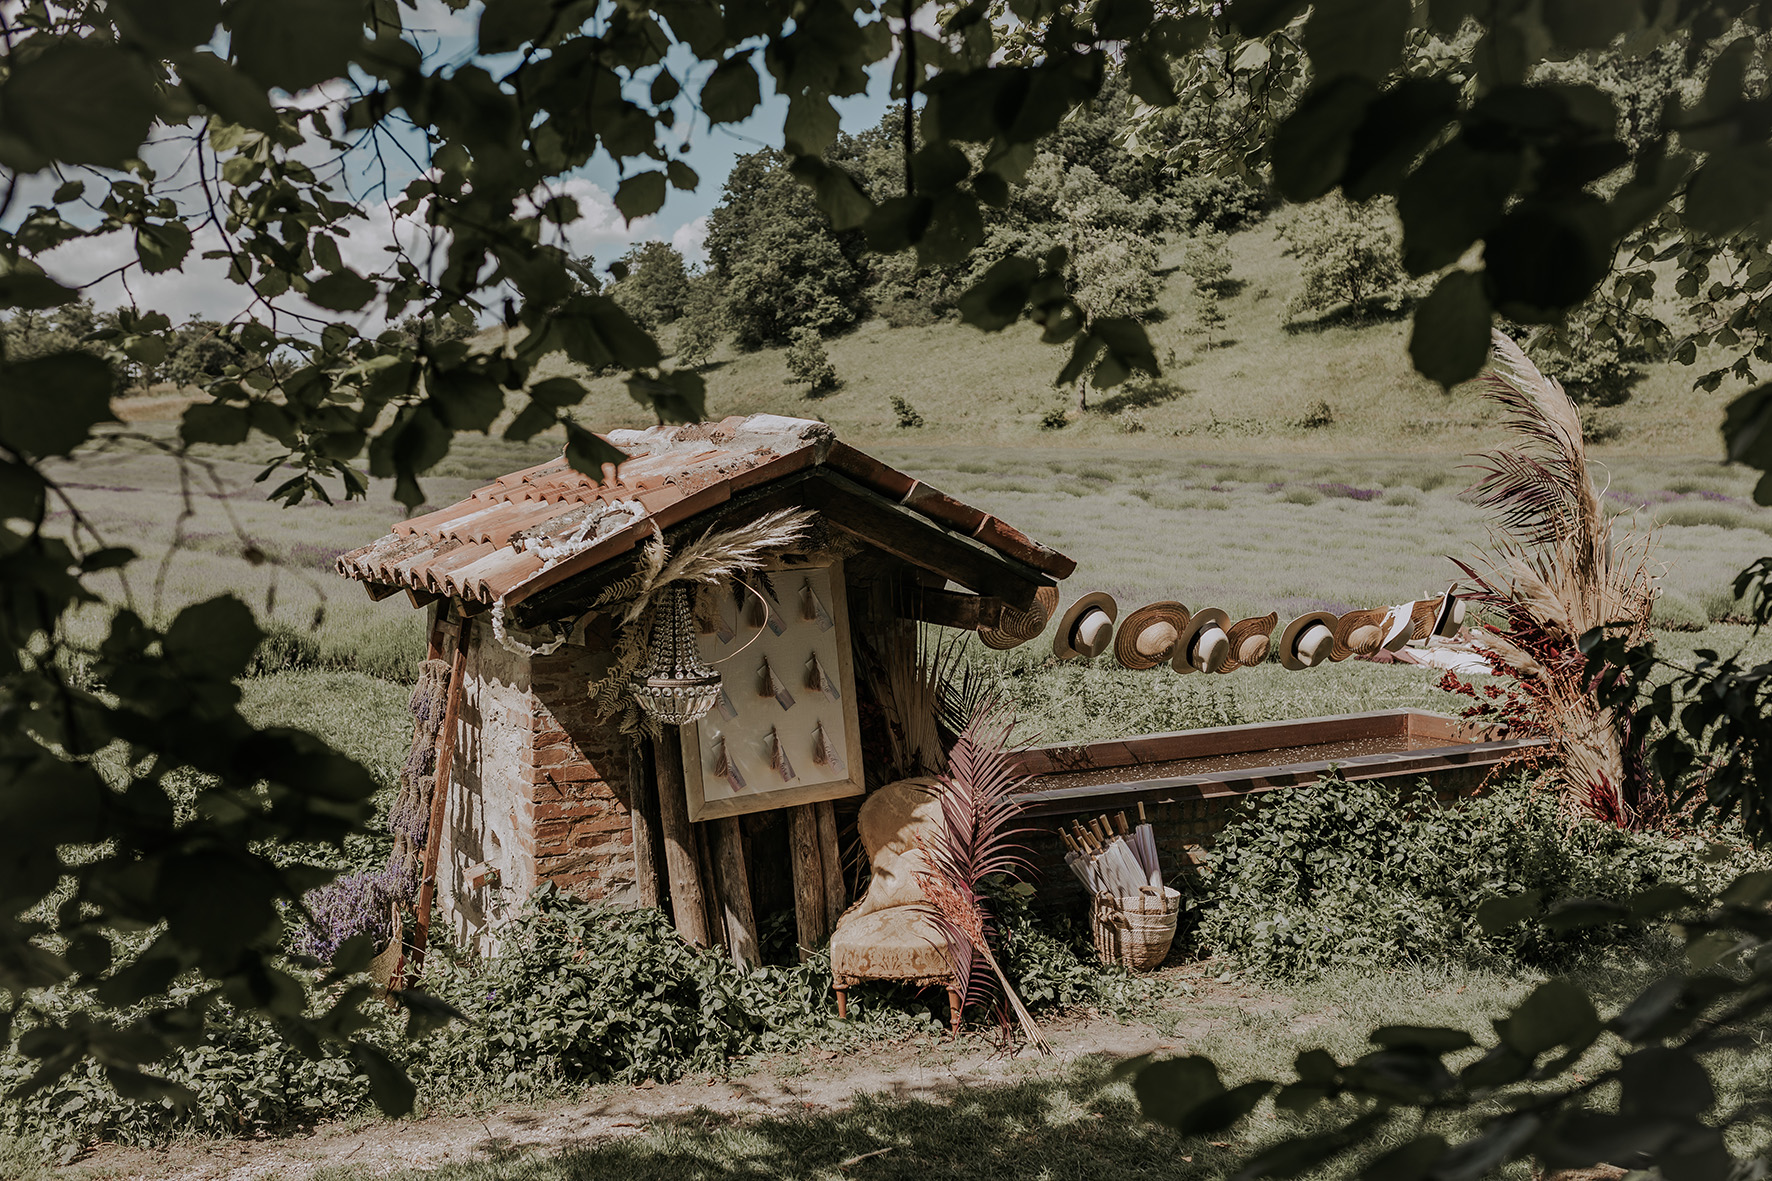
xmin=1172 ymin=607 xmax=1232 ymax=675
xmin=981 ymin=585 xmax=1059 ymax=650
xmin=1113 ymin=601 xmax=1191 ymax=670
xmin=1279 ymin=611 xmax=1337 ymax=671
xmin=1220 ymin=612 xmax=1279 ymax=673
xmin=1409 ymin=597 xmax=1437 ymax=641
xmin=1379 ymin=605 xmax=1415 ymax=652
xmin=1431 ymin=589 xmax=1466 ymax=639
xmin=1331 ymin=608 xmax=1388 ymax=661
xmin=1052 ymin=591 xmax=1118 ymax=659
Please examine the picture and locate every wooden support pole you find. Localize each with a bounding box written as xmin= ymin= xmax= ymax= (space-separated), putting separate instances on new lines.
xmin=628 ymin=741 xmax=664 ymax=911
xmin=653 ymin=731 xmax=712 ymax=947
xmin=814 ymin=800 xmax=846 ymax=931
xmin=709 ymin=817 xmax=760 ymax=968
xmin=788 ymin=803 xmax=827 ymax=961
xmin=405 ymin=612 xmax=471 ymax=988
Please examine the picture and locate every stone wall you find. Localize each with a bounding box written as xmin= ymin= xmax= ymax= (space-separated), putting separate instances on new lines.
xmin=438 ymin=618 xmax=638 ymax=956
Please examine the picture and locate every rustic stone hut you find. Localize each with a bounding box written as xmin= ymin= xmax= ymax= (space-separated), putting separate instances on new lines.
xmin=335 ymin=414 xmax=1074 ymax=963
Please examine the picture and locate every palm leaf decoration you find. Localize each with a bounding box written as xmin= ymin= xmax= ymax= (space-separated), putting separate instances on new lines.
xmin=1459 ymin=330 xmax=1659 ymax=824
xmin=916 ymin=700 xmax=1050 ymax=1053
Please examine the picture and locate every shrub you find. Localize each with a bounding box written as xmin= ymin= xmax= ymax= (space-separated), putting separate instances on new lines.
xmin=1167 ymin=172 xmax=1267 ymax=232
xmin=1651 ymin=590 xmax=1708 ymax=632
xmin=609 ymin=241 xmax=690 ymax=328
xmin=784 ymin=326 xmax=839 ymax=393
xmin=673 ymin=309 xmax=719 ymax=370
xmin=1039 ymin=406 xmax=1070 ymax=430
xmin=1279 ymin=485 xmax=1321 ymax=505
xmin=876 ymin=294 xmax=942 ymax=328
xmin=890 ymin=395 xmax=924 ymax=428
xmin=1279 ymin=194 xmax=1407 ymax=320
xmin=248 ymin=621 xmax=321 ymax=675
xmin=1197 ymin=775 xmax=1762 ymax=978
xmin=1294 ymin=399 xmax=1334 ymax=430
xmin=1180 ymin=229 xmax=1232 ymax=294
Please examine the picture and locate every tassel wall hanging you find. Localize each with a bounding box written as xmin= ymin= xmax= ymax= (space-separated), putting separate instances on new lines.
xmin=759 ymin=656 xmax=795 ymax=710
xmin=766 ymin=726 xmax=796 ymax=782
xmin=805 ymin=653 xmax=840 ymax=699
xmin=812 ymin=722 xmax=844 ymax=773
xmin=801 ymin=577 xmax=834 ymax=630
xmin=712 ymin=735 xmax=746 ymax=791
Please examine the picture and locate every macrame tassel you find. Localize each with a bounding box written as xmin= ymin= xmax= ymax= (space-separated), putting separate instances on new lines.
xmin=714 ymin=684 xmax=739 ymax=721
xmin=759 ymin=656 xmax=795 ymax=709
xmin=767 ymin=726 xmax=796 ymax=782
xmin=713 ymin=735 xmax=746 ymax=791
xmin=805 ymin=653 xmax=840 ymax=700
xmin=812 ymin=721 xmax=844 ymax=773
xmin=800 ymin=578 xmax=834 ymax=630
xmin=744 ymin=583 xmax=770 ymax=630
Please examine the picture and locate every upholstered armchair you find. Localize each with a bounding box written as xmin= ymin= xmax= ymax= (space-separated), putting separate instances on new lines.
xmin=828 ymin=777 xmax=962 ymax=1033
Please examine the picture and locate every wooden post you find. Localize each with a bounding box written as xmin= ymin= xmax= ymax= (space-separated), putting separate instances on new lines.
xmin=695 ymin=821 xmax=727 ymax=956
xmin=788 ymin=803 xmax=827 ymax=960
xmin=628 ymin=741 xmax=664 ymax=911
xmin=405 ymin=611 xmax=471 ymax=988
xmin=709 ymin=817 xmax=760 ymax=968
xmin=814 ymin=800 xmax=846 ymax=931
xmin=653 ymin=731 xmax=712 ymax=947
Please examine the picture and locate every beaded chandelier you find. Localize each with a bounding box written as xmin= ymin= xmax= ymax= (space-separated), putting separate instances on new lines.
xmin=629 ymin=583 xmax=723 ymax=725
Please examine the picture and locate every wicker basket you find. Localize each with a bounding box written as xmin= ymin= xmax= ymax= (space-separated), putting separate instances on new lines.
xmin=1092 ymin=886 xmax=1181 ymax=972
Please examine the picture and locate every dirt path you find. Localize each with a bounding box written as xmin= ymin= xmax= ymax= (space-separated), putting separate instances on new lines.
xmin=69 ymin=965 xmax=1279 ymax=1181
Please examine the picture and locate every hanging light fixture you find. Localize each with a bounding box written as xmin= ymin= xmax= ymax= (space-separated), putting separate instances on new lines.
xmin=630 ymin=583 xmax=723 ymax=725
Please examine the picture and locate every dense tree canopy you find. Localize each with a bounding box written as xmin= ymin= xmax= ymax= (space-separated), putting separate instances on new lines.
xmin=3 ymin=0 xmax=1772 ymax=1141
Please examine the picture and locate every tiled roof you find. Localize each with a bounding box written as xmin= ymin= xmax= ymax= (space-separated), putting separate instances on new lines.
xmin=336 ymin=414 xmax=1075 ymax=609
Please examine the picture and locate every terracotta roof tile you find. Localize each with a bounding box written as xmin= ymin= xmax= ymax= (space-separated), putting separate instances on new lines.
xmin=336 ymin=414 xmax=1073 ymax=608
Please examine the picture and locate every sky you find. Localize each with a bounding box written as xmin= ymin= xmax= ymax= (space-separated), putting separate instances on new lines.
xmin=30 ymin=0 xmax=898 ymax=323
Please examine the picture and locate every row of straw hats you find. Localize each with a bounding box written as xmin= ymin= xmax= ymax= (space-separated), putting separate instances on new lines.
xmin=980 ymin=587 xmax=1466 ymax=672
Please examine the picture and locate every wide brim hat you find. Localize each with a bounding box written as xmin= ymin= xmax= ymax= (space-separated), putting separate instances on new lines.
xmin=1172 ymin=607 xmax=1232 ymax=675
xmin=1114 ymin=601 xmax=1191 ymax=670
xmin=1220 ymin=612 xmax=1279 ymax=673
xmin=981 ymin=585 xmax=1060 ymax=650
xmin=1409 ymin=597 xmax=1438 ymax=641
xmin=1279 ymin=611 xmax=1338 ymax=671
xmin=1052 ymin=591 xmax=1119 ymax=659
xmin=1331 ymin=608 xmax=1389 ymax=662
xmin=1379 ymin=606 xmax=1415 ymax=652
xmin=1431 ymin=589 xmax=1466 ymax=639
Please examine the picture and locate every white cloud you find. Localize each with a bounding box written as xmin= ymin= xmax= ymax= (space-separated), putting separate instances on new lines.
xmin=671 ymin=215 xmax=710 ymax=265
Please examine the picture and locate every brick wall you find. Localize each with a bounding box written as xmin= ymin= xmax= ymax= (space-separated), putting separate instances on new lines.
xmin=438 ymin=620 xmax=641 ymax=956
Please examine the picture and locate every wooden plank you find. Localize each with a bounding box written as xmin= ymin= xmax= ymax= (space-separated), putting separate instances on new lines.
xmin=628 ymin=741 xmax=664 ymax=911
xmin=787 ymin=803 xmax=827 ymax=961
xmin=406 ymin=587 xmax=441 ymax=610
xmin=653 ymin=731 xmax=713 ymax=947
xmin=709 ymin=817 xmax=761 ymax=968
xmin=695 ymin=821 xmax=727 ymax=957
xmin=405 ymin=612 xmax=472 ymax=988
xmin=814 ymin=800 xmax=846 ymax=931
xmin=364 ymin=581 xmax=404 ymax=602
xmin=906 ymin=589 xmax=1006 ymax=632
xmin=802 ymin=473 xmax=1050 ymax=609
xmin=1008 ymin=710 xmax=1428 ymax=775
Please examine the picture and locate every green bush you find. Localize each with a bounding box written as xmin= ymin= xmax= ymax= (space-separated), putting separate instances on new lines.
xmin=1279 ymin=195 xmax=1407 ymax=320
xmin=1197 ymin=775 xmax=1764 ymax=978
xmin=785 ymin=326 xmax=839 ymax=393
xmin=890 ymin=395 xmax=925 ymax=429
xmin=248 ymin=620 xmax=322 ymax=675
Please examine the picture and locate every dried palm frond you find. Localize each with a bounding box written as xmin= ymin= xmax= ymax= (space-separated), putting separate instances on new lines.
xmin=916 ymin=704 xmax=1049 ymax=1053
xmin=1454 ymin=330 xmax=1660 ymax=825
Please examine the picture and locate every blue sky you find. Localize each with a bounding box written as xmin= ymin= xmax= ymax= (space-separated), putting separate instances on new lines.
xmin=36 ymin=0 xmax=899 ymax=322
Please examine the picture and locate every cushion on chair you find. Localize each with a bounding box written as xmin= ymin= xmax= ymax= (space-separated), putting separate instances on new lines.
xmin=829 ymin=904 xmax=953 ymax=986
xmin=842 ymin=777 xmax=942 ymax=922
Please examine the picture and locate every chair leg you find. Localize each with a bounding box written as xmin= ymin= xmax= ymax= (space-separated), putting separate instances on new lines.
xmin=834 ymin=985 xmax=848 ymax=1020
xmin=946 ymin=985 xmax=963 ymax=1036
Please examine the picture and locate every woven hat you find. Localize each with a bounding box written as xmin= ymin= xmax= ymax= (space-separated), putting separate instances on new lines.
xmin=1379 ymin=605 xmax=1415 ymax=652
xmin=1052 ymin=591 xmax=1118 ymax=660
xmin=1279 ymin=611 xmax=1337 ymax=671
xmin=1113 ymin=601 xmax=1191 ymax=670
xmin=1409 ymin=597 xmax=1437 ymax=641
xmin=1431 ymin=589 xmax=1466 ymax=639
xmin=1172 ymin=607 xmax=1231 ymax=675
xmin=1220 ymin=612 xmax=1279 ymax=673
xmin=981 ymin=585 xmax=1059 ymax=650
xmin=1331 ymin=608 xmax=1388 ymax=662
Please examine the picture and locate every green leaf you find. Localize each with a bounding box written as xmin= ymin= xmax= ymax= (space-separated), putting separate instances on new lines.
xmin=615 ymin=172 xmax=668 ymax=222
xmin=227 ymin=0 xmax=364 ymax=93
xmin=181 ymin=402 xmax=253 ymax=446
xmin=177 ymin=51 xmax=280 ymax=134
xmin=786 ymin=159 xmax=873 ymax=231
xmin=1303 ymin=0 xmax=1410 ymax=82
xmin=1410 ymin=270 xmax=1491 ymax=388
xmin=1542 ymin=898 xmax=1630 ymax=931
xmin=1398 ymin=139 xmax=1521 ymax=275
xmin=116 ymin=0 xmax=223 ymax=48
xmin=0 ymin=268 xmax=76 ymax=311
xmin=701 ymin=55 xmax=761 ymax=124
xmin=785 ymin=93 xmax=840 ymax=156
xmin=1683 ymin=146 xmax=1772 ymax=238
xmin=164 ymin=595 xmax=262 ymax=678
xmin=1620 ymin=1046 xmax=1713 ymax=1118
xmin=1722 ymin=385 xmax=1772 ymax=488
xmin=429 ymin=367 xmax=504 ymax=432
xmin=1483 ymin=200 xmax=1613 ymax=321
xmin=1341 ymin=79 xmax=1459 ymax=203
xmin=350 ymin=1041 xmax=416 ymax=1118
xmin=137 ymin=222 xmax=194 ymax=275
xmin=307 ymin=270 xmax=377 ymax=312
xmin=1272 ymin=77 xmax=1377 ymax=202
xmin=1720 ymin=868 xmax=1772 ymax=905
xmin=2 ymin=42 xmax=157 ymax=167
xmin=563 ymin=420 xmax=625 ymax=476
xmin=0 ymin=353 xmax=118 ymax=457
xmin=1497 ymin=980 xmax=1601 ymax=1058
xmin=957 ymin=257 xmax=1038 ymax=332
xmin=479 ymin=0 xmax=552 ymax=53
xmin=667 ymin=159 xmax=700 ymax=192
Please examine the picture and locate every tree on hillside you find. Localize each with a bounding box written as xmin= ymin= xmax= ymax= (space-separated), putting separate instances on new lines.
xmin=784 ymin=326 xmax=839 ymax=393
xmin=163 ymin=320 xmax=250 ymax=389
xmin=4 ymin=1 xmax=1772 ymax=1152
xmin=610 ymin=241 xmax=691 ymax=328
xmin=705 ymin=149 xmax=867 ymax=348
xmin=1180 ymin=229 xmax=1233 ymax=296
xmin=1279 ymin=194 xmax=1409 ymax=321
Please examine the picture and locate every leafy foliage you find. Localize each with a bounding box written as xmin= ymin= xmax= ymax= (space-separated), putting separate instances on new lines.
xmin=1198 ymin=774 xmax=1759 ymax=977
xmin=1279 ymin=195 xmax=1409 ymax=321
xmin=784 ymin=327 xmax=840 ymax=393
